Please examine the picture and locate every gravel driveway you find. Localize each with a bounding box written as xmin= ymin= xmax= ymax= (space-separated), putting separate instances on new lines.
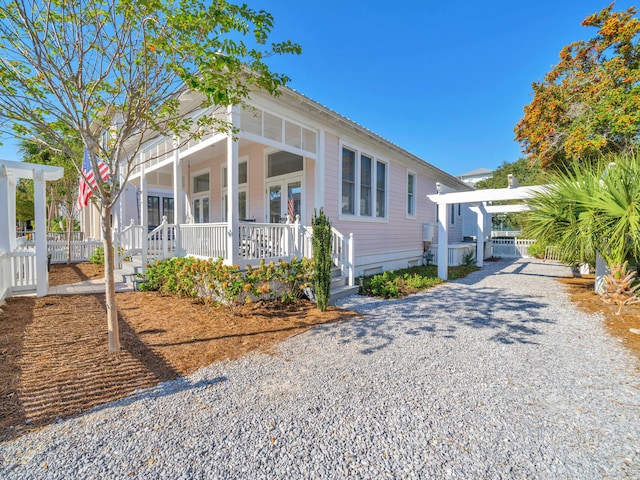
xmin=1 ymin=258 xmax=639 ymax=479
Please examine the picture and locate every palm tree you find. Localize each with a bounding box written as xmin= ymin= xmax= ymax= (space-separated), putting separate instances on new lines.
xmin=525 ymin=151 xmax=640 ymax=310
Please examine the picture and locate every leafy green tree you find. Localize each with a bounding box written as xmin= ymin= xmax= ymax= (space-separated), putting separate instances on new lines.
xmin=525 ymin=151 xmax=640 ymax=306
xmin=20 ymin=137 xmax=81 ymax=264
xmin=475 ymin=158 xmax=546 ymax=231
xmin=515 ymin=4 xmax=640 ymax=170
xmin=0 ymin=0 xmax=300 ymax=352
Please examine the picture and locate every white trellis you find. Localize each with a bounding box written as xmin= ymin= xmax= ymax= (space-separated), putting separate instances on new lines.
xmin=0 ymin=159 xmax=64 ymax=302
xmin=427 ymin=177 xmax=548 ymax=280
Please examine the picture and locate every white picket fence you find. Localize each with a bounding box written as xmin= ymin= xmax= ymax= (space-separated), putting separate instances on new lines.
xmin=491 ymin=238 xmax=536 ymax=258
xmin=10 ymin=246 xmax=37 ymax=292
xmin=48 ymin=239 xmax=103 ymax=263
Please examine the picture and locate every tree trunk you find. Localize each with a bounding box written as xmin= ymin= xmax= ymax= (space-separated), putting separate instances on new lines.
xmin=101 ymin=203 xmax=120 ymax=352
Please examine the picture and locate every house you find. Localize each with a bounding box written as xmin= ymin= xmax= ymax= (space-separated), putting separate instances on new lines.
xmin=457 ymin=167 xmax=493 ymax=186
xmin=80 ymin=87 xmax=474 ymax=288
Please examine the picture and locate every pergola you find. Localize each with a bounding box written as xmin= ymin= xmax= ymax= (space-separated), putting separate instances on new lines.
xmin=0 ymin=159 xmax=64 ymax=297
xmin=427 ymin=177 xmax=548 ymax=280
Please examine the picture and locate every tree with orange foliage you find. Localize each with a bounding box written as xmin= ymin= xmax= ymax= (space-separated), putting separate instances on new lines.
xmin=515 ymin=3 xmax=640 ymax=170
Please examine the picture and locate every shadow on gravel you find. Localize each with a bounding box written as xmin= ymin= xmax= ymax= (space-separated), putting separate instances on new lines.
xmin=318 ymin=284 xmax=552 ymax=355
xmin=88 ymin=375 xmax=228 ymax=415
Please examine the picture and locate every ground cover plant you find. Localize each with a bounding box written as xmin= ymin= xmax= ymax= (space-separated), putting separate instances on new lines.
xmin=361 ymin=265 xmax=479 ymax=299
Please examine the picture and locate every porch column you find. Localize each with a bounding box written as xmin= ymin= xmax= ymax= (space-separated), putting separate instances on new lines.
xmin=33 ymin=169 xmax=48 ymax=297
xmin=0 ymin=166 xmax=11 ymax=298
xmin=474 ymin=203 xmax=486 ymax=268
xmin=314 ymin=129 xmax=325 ymax=211
xmin=172 ymin=137 xmax=182 ymax=253
xmin=7 ymin=175 xmax=16 ymax=251
xmin=140 ymin=160 xmax=148 ymax=266
xmin=437 ymin=201 xmax=448 ymax=280
xmin=0 ymin=166 xmax=10 ymax=255
xmin=226 ymin=105 xmax=239 ymax=266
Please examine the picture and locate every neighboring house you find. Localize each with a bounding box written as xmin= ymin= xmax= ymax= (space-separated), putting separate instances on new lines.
xmin=80 ymin=87 xmax=473 ymax=285
xmin=457 ymin=167 xmax=493 ymax=186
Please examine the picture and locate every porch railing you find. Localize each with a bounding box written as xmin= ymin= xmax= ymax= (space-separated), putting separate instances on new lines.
xmin=181 ymin=223 xmax=227 ymax=259
xmin=147 ymin=218 xmax=177 ymax=263
xmin=331 ymin=227 xmax=354 ymax=286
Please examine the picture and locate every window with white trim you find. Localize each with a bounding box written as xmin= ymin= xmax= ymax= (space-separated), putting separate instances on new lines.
xmin=222 ymin=161 xmax=248 ymax=221
xmin=341 ymin=146 xmax=387 ymax=218
xmin=407 ymin=171 xmax=416 ymax=216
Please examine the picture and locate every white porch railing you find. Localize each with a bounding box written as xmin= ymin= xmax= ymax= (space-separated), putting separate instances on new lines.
xmin=147 ymin=219 xmax=177 ymax=263
xmin=331 ymin=227 xmax=354 ymax=286
xmin=491 ymin=238 xmax=535 ymax=258
xmin=181 ymin=223 xmax=227 ymax=259
xmin=10 ymin=246 xmax=37 ymax=292
xmin=115 ymin=219 xmax=146 ymax=258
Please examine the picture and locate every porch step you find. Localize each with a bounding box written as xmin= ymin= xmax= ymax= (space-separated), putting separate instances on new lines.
xmin=329 ymin=284 xmax=360 ymax=304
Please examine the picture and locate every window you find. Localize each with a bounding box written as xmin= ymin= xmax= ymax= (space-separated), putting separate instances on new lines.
xmin=451 ymin=204 xmax=455 ymax=225
xmin=222 ymin=161 xmax=248 ymax=221
xmin=148 ymin=196 xmax=160 ymax=226
xmin=341 ymin=147 xmax=356 ymax=215
xmin=267 ymin=151 xmax=303 ymax=177
xmin=163 ymin=197 xmax=174 ymax=224
xmin=340 ymin=145 xmax=387 ymax=219
xmin=376 ymin=161 xmax=386 ymax=218
xmin=360 ymin=155 xmax=372 ymax=216
xmin=407 ymin=172 xmax=416 ymax=216
xmin=193 ymin=173 xmax=209 ymax=193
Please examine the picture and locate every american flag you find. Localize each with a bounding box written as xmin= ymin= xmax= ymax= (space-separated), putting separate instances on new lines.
xmin=76 ymin=148 xmax=109 ymax=211
xmin=287 ymin=197 xmax=296 ymax=222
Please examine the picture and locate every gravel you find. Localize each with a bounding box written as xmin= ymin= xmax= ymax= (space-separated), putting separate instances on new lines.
xmin=1 ymin=258 xmax=639 ymax=479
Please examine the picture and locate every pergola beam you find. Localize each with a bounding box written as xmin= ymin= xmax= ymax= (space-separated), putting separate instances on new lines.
xmin=427 ymin=184 xmax=548 ymax=280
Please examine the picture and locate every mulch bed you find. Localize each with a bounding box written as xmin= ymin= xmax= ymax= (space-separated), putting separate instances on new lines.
xmin=0 ymin=264 xmax=357 ymax=442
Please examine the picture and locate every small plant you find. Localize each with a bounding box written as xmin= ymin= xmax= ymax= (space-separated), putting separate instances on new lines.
xmin=462 ymin=250 xmax=475 ymax=267
xmin=600 ymin=261 xmax=640 ymax=315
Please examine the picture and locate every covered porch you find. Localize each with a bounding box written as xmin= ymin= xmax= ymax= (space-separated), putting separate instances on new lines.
xmin=110 ymin=104 xmax=354 ymax=285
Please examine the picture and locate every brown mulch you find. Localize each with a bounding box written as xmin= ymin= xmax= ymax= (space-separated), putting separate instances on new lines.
xmin=0 ymin=262 xmax=357 ymax=442
xmin=48 ymin=262 xmax=105 ymax=286
xmin=559 ymin=274 xmax=640 ymax=363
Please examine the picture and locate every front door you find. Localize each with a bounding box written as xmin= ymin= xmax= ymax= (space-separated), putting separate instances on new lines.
xmin=266 ymin=177 xmax=303 ymax=223
xmin=192 ymin=195 xmax=210 ymax=223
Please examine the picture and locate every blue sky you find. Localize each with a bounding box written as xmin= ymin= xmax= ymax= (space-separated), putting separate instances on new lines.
xmin=0 ymin=1 xmax=636 ymax=177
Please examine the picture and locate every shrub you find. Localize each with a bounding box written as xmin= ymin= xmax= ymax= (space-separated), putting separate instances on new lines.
xmin=312 ymin=209 xmax=332 ymax=311
xmin=361 ymin=264 xmax=478 ymax=298
xmin=140 ymin=256 xmax=313 ymax=310
xmin=528 ymin=240 xmax=547 ymax=259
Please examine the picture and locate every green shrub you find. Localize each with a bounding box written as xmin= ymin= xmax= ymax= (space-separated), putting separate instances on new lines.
xmin=139 ymin=256 xmax=313 ymax=309
xmin=362 ymin=264 xmax=478 ymax=298
xmin=312 ymin=209 xmax=332 ymax=311
xmin=528 ymin=240 xmax=547 ymax=259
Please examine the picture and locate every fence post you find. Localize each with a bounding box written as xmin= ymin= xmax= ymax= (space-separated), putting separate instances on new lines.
xmin=162 ymin=216 xmax=168 ymax=260
xmin=348 ymin=233 xmax=354 ymax=287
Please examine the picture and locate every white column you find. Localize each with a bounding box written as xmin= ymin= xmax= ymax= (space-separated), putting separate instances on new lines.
xmin=0 ymin=166 xmax=11 ymax=298
xmin=475 ymin=203 xmax=486 ymax=268
xmin=0 ymin=166 xmax=10 ymax=254
xmin=437 ymin=202 xmax=448 ymax=280
xmin=226 ymin=105 xmax=239 ymax=266
xmin=140 ymin=161 xmax=148 ymax=267
xmin=7 ymin=176 xmax=16 ymax=251
xmin=314 ymin=129 xmax=325 ymax=212
xmin=34 ymin=170 xmax=48 ymax=297
xmin=172 ymin=138 xmax=183 ymax=253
